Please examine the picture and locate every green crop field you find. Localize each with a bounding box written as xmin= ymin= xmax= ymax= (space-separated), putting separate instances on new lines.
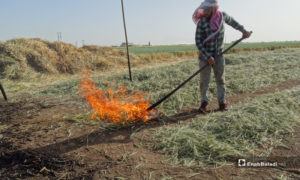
xmin=116 ymin=41 xmax=300 ymax=54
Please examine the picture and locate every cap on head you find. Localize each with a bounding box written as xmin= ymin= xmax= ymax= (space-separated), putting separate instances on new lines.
xmin=199 ymin=0 xmax=218 ymax=10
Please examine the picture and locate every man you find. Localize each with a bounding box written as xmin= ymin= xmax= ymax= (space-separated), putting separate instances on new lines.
xmin=193 ymin=0 xmax=251 ymax=112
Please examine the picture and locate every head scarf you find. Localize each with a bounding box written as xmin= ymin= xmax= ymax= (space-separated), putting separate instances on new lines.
xmin=192 ymin=0 xmax=222 ymax=31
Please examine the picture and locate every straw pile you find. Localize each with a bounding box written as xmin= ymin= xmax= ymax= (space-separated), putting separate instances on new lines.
xmin=0 ymin=38 xmax=140 ymax=80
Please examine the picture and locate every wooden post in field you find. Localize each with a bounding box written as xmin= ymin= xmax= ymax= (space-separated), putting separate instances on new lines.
xmin=121 ymin=0 xmax=132 ymax=81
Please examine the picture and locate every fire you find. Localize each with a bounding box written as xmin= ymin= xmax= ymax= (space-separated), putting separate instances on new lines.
xmin=78 ymin=71 xmax=156 ymax=124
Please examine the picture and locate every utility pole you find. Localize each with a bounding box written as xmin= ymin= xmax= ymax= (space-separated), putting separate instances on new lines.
xmin=121 ymin=0 xmax=132 ymax=81
xmin=57 ymin=32 xmax=62 ymax=41
xmin=56 ymin=32 xmax=62 ymax=53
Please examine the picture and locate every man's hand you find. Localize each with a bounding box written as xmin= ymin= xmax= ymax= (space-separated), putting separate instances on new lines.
xmin=243 ymin=31 xmax=252 ymax=39
xmin=208 ymin=57 xmax=215 ymax=65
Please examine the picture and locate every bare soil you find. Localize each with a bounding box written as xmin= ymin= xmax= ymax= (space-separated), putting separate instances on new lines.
xmin=1 ymin=79 xmax=300 ymax=180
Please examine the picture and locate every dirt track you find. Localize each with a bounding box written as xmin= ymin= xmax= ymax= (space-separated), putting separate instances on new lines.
xmin=1 ymin=79 xmax=300 ymax=179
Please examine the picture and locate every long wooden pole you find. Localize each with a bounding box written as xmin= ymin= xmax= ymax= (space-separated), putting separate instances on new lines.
xmin=121 ymin=0 xmax=132 ymax=81
xmin=0 ymin=82 xmax=7 ymax=101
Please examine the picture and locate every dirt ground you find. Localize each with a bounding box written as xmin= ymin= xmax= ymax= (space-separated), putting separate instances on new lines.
xmin=1 ymin=79 xmax=300 ymax=180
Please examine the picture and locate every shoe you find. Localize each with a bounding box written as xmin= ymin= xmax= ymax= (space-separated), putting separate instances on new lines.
xmin=198 ymin=101 xmax=208 ymax=113
xmin=219 ymin=103 xmax=228 ymax=111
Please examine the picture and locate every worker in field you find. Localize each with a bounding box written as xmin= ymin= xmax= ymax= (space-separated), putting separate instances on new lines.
xmin=194 ymin=0 xmax=251 ymax=112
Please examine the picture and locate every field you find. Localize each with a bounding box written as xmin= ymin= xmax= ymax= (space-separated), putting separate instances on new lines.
xmin=1 ymin=39 xmax=300 ymax=179
xmin=117 ymin=41 xmax=300 ymax=54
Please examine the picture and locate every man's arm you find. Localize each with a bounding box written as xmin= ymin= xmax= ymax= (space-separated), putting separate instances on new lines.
xmin=223 ymin=12 xmax=246 ymax=32
xmin=223 ymin=12 xmax=251 ymax=38
xmin=195 ymin=20 xmax=212 ymax=60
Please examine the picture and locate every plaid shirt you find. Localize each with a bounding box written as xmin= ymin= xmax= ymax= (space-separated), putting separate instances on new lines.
xmin=195 ymin=12 xmax=246 ymax=60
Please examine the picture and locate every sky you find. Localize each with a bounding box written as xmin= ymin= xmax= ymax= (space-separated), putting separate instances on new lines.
xmin=0 ymin=0 xmax=300 ymax=46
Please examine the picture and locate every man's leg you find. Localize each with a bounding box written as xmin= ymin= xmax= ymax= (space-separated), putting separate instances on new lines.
xmin=199 ymin=59 xmax=211 ymax=104
xmin=213 ymin=56 xmax=226 ymax=106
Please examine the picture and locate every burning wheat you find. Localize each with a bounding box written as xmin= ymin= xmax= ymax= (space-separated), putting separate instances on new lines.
xmin=78 ymin=71 xmax=155 ymax=124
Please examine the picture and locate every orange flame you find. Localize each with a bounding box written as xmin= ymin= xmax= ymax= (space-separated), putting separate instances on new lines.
xmin=78 ymin=71 xmax=156 ymax=124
